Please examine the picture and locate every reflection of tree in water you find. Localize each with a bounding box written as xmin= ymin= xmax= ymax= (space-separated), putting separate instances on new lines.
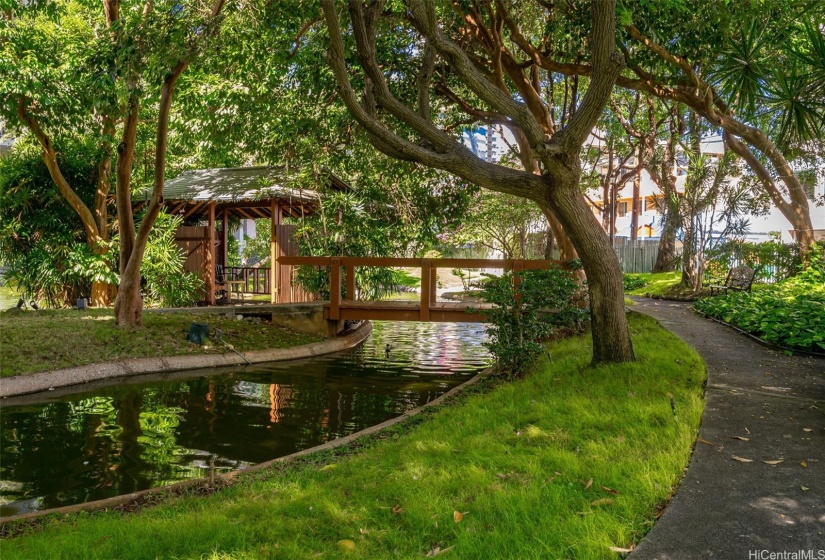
xmin=1 ymin=322 xmax=489 ymax=513
xmin=1 ymin=396 xmax=123 ymax=511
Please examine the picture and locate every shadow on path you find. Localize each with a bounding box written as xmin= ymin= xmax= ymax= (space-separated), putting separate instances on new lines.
xmin=629 ymin=298 xmax=825 ymax=559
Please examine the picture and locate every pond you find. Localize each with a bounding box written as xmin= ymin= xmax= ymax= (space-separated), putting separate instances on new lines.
xmin=0 ymin=321 xmax=489 ymax=516
xmin=0 ymin=285 xmax=20 ymax=310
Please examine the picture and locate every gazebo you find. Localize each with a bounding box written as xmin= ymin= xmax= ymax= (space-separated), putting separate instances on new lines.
xmin=133 ymin=166 xmax=350 ymax=305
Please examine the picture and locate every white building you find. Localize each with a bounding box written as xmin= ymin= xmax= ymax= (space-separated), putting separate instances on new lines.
xmin=463 ymin=126 xmax=508 ymax=163
xmin=585 ymin=135 xmax=825 ymax=243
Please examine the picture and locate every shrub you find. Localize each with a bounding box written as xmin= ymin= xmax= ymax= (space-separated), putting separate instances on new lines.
xmin=694 ymin=250 xmax=825 ymax=353
xmin=138 ymin=212 xmax=203 ymax=308
xmin=476 ymin=267 xmax=587 ymax=373
xmin=622 ymin=273 xmax=649 ymax=291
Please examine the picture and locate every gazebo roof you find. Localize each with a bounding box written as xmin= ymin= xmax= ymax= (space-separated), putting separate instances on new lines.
xmin=133 ymin=166 xmax=350 ymax=219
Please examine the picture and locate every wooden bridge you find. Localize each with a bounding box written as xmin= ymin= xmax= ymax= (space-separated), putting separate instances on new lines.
xmin=277 ymin=256 xmax=563 ymax=330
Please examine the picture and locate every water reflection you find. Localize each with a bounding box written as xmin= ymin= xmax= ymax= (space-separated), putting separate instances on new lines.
xmin=0 ymin=321 xmax=488 ymax=516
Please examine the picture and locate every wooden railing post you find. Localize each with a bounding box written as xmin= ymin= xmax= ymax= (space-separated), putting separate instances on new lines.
xmin=420 ymin=258 xmax=431 ymax=321
xmin=329 ymin=258 xmax=341 ymax=320
xmin=513 ymin=260 xmax=524 ymax=306
xmin=345 ymin=263 xmax=356 ymax=302
xmin=429 ymin=265 xmax=437 ymax=304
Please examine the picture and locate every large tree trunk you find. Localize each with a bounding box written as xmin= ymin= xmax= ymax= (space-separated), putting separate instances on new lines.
xmin=652 ymin=175 xmax=680 ymax=273
xmin=18 ymin=98 xmax=114 ymax=306
xmin=321 ymin=0 xmax=632 ymax=364
xmin=681 ymin=218 xmax=698 ymax=291
xmin=545 ymin=173 xmax=634 ymax=364
xmin=114 ymin=261 xmax=143 ymax=326
xmin=653 ymin=212 xmax=679 ymax=272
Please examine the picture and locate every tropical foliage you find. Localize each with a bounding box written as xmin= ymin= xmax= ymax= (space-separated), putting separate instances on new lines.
xmin=694 ymin=249 xmax=825 ymax=353
xmin=0 ymin=139 xmax=114 ymax=306
xmin=137 ymin=211 xmax=203 ymax=308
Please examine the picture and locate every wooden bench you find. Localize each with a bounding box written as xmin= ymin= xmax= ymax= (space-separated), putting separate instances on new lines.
xmin=708 ymin=266 xmax=757 ymax=296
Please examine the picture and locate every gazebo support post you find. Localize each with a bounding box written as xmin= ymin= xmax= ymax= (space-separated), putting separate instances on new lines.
xmin=270 ymin=200 xmax=281 ymax=303
xmin=222 ymin=207 xmax=229 ymax=270
xmin=207 ymin=201 xmax=216 ymax=305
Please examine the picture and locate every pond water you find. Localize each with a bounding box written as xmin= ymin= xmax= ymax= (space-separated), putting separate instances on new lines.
xmin=0 ymin=321 xmax=489 ymax=516
xmin=0 ymin=285 xmax=20 ymax=309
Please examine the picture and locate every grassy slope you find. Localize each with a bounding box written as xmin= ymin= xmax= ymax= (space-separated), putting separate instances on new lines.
xmin=0 ymin=309 xmax=322 ymax=377
xmin=624 ymin=272 xmax=681 ymax=297
xmin=2 ymin=314 xmax=705 ymax=559
xmin=625 ymin=272 xmax=771 ymax=300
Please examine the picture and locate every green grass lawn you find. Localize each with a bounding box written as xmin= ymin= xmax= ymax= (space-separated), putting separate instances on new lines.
xmin=624 ymin=271 xmax=772 ymax=300
xmin=0 ymin=309 xmax=323 ymax=377
xmin=1 ymin=313 xmax=705 ymax=559
xmin=624 ymin=272 xmax=682 ymax=297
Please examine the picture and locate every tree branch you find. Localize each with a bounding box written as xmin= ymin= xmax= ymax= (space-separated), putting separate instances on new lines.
xmin=320 ymin=0 xmax=547 ymax=200
xmin=551 ymin=0 xmax=624 ymax=153
xmin=17 ymin=98 xmax=102 ymax=246
xmin=406 ymin=0 xmax=547 ymax=149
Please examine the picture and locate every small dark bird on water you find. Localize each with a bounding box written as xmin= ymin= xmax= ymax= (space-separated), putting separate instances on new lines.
xmin=385 ymin=344 xmax=391 ymax=358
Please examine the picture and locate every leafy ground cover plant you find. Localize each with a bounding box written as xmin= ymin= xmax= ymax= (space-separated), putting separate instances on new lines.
xmin=694 ymin=250 xmax=825 ymax=353
xmin=623 ymin=274 xmax=649 ymax=292
xmin=477 ymin=267 xmax=587 ymax=373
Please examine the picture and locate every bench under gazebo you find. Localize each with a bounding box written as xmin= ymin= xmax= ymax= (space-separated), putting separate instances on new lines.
xmin=133 ymin=166 xmax=350 ymax=305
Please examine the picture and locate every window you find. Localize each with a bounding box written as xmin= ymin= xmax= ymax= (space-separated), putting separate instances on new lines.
xmin=618 ymin=201 xmax=629 ymax=217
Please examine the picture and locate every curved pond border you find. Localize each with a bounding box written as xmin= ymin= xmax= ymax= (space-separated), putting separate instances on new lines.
xmin=0 ymin=363 xmax=490 ymax=527
xmin=0 ymin=322 xmax=373 ymax=399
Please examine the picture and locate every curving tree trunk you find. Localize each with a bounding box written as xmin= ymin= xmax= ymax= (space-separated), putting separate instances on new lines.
xmin=322 ymin=0 xmax=634 ymax=363
xmin=112 ymin=0 xmax=226 ymax=326
xmin=545 ymin=167 xmax=634 ymax=362
xmin=17 ymin=99 xmax=114 ymax=307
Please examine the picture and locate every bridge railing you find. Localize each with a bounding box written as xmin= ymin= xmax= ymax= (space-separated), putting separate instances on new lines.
xmin=277 ymin=256 xmax=565 ymax=321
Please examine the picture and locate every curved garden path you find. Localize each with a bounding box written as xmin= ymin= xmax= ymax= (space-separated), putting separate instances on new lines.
xmin=630 ymin=298 xmax=825 ymax=559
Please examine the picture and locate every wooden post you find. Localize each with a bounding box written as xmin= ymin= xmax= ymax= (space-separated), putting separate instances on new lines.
xmin=513 ymin=260 xmax=523 ymax=306
xmin=420 ymin=259 xmax=431 ymax=321
xmin=345 ymin=263 xmax=355 ymax=302
xmin=429 ymin=266 xmax=437 ymax=304
xmin=221 ymin=207 xmax=229 ymax=269
xmin=207 ymin=202 xmax=216 ymax=305
xmin=330 ymin=257 xmax=341 ymax=320
xmin=270 ymin=200 xmax=280 ymax=304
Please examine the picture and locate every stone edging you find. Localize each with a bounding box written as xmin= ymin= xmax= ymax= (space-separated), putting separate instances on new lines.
xmin=0 ymin=322 xmax=373 ymax=399
xmin=0 ymin=364 xmax=491 ymax=526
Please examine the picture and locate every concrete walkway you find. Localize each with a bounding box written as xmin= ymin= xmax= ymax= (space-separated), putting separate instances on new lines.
xmin=630 ymin=298 xmax=825 ymax=559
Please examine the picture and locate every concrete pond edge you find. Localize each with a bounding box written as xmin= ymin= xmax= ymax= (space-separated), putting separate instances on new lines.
xmin=0 ymin=363 xmax=492 ymax=528
xmin=0 ymin=321 xmax=373 ymax=399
